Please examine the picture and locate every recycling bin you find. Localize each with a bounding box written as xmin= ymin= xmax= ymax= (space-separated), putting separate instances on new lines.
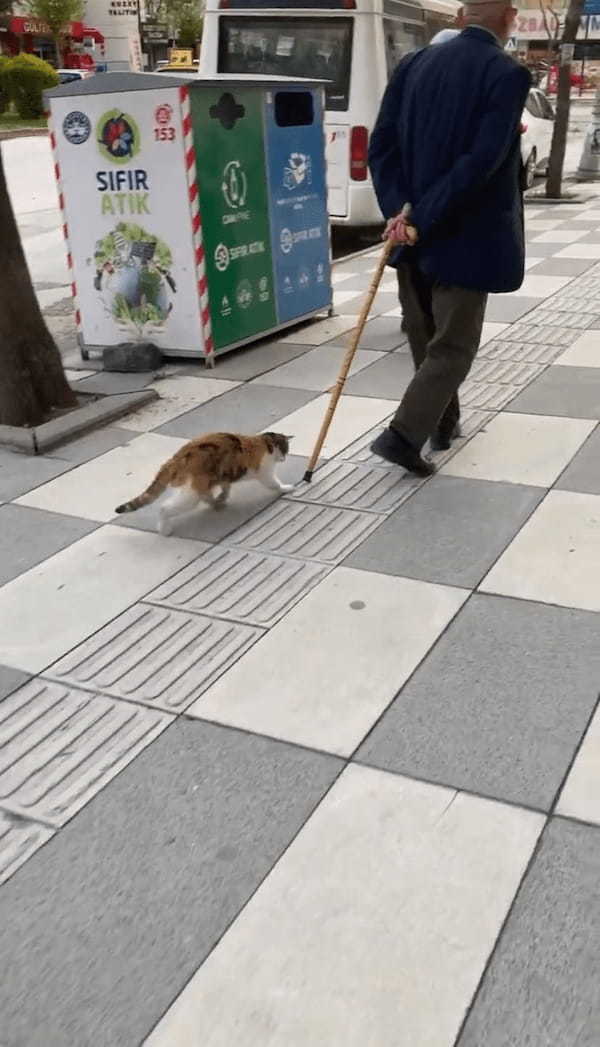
xmin=46 ymin=73 xmax=332 ymax=363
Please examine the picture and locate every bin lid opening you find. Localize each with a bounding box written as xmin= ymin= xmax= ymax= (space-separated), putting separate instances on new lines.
xmin=275 ymin=91 xmax=314 ymax=128
xmin=209 ymin=92 xmax=246 ymax=130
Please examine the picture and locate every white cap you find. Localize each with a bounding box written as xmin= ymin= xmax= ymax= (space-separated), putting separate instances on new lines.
xmin=430 ymin=28 xmax=460 ymax=44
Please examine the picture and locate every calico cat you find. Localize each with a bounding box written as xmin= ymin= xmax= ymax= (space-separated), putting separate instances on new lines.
xmin=115 ymin=431 xmax=293 ymax=536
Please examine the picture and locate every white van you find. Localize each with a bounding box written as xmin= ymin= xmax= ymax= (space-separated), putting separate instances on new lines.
xmin=199 ymin=0 xmax=461 ymax=226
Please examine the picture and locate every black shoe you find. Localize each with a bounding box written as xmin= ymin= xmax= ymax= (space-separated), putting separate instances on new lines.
xmin=430 ymin=422 xmax=462 ymax=453
xmin=370 ymin=427 xmax=436 ymax=476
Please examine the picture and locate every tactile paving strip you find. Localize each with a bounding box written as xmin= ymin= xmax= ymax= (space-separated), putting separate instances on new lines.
xmin=549 ymin=295 xmax=600 ymax=314
xmin=291 ymin=459 xmax=418 ymax=513
xmin=0 ymin=810 xmax=54 ymax=886
xmin=468 ymin=358 xmax=545 ymax=385
xmin=229 ymin=500 xmax=382 ymax=563
xmin=147 ymin=546 xmax=330 ymax=628
xmin=0 ymin=679 xmax=170 ymax=827
xmin=480 ymin=339 xmax=565 ymax=364
xmin=48 ymin=604 xmax=262 ymax=713
xmin=498 ymin=323 xmax=580 ymax=346
xmin=525 ymin=309 xmax=596 ymax=330
xmin=337 ymin=416 xmax=395 ymax=466
xmin=459 ymin=380 xmax=518 ymax=411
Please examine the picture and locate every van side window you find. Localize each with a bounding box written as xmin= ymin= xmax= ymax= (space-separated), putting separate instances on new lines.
xmin=384 ymin=18 xmax=424 ymax=77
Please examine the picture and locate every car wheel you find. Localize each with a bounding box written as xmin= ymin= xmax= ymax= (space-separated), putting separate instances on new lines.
xmin=525 ymin=148 xmax=537 ymax=189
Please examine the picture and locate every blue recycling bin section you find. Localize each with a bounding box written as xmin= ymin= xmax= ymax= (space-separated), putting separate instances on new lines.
xmin=264 ymin=86 xmax=331 ymax=324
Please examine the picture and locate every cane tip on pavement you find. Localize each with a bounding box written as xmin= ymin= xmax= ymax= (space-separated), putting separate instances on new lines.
xmin=302 ymin=470 xmax=314 ymax=484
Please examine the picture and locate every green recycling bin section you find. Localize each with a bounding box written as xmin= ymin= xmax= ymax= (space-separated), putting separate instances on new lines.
xmin=46 ymin=73 xmax=332 ymax=363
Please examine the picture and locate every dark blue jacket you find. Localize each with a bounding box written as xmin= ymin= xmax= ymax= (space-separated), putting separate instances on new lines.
xmin=368 ymin=27 xmax=532 ymax=293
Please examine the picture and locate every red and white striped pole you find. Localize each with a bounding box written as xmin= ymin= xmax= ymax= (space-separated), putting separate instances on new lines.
xmin=180 ymin=85 xmax=215 ymax=366
xmin=48 ymin=115 xmax=84 ymax=355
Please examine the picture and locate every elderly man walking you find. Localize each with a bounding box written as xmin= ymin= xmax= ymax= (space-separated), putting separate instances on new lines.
xmin=369 ymin=1 xmax=531 ymax=475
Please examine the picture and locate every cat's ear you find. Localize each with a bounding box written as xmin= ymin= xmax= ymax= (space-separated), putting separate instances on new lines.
xmin=284 ymin=434 xmax=294 ymax=441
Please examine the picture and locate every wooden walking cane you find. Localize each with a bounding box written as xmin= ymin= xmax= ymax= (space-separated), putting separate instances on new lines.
xmin=302 ymin=204 xmax=411 ymax=483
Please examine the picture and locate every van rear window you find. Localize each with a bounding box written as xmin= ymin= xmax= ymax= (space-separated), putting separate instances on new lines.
xmin=218 ymin=16 xmax=353 ymax=111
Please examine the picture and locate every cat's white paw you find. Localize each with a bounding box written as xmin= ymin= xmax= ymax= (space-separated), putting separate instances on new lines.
xmin=278 ymin=483 xmax=294 ymax=494
xmin=158 ymin=515 xmax=173 ymax=537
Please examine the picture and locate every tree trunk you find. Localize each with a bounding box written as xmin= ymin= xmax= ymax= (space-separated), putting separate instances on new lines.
xmin=54 ymin=35 xmax=62 ymax=67
xmin=0 ymin=148 xmax=76 ymax=428
xmin=546 ymin=0 xmax=585 ymax=197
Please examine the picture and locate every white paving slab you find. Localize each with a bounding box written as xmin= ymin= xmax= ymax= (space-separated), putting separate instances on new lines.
xmin=36 ymin=286 xmax=71 ymax=309
xmin=146 ymin=766 xmax=542 ymax=1047
xmin=524 ymin=257 xmax=546 ymax=271
xmin=525 ymin=219 xmax=562 ymax=231
xmin=333 ymin=290 xmax=362 ymax=307
xmin=531 ymin=229 xmax=587 ymax=244
xmin=518 ymin=274 xmax=572 ymax=297
xmin=554 ymin=330 xmax=600 ymax=367
xmin=189 ymin=568 xmax=467 ymax=756
xmin=557 ymin=705 xmax=600 ymax=826
xmin=272 ymin=394 xmax=396 ymax=458
xmin=0 ymin=525 xmax=200 ymax=673
xmin=331 ymin=270 xmax=358 ymax=286
xmin=556 ymin=243 xmax=600 ymax=259
xmin=16 ymin=432 xmax=187 ymax=522
xmin=117 ymin=376 xmax=239 ymax=432
xmin=480 ymin=322 xmax=510 ymax=346
xmin=481 ymin=490 xmax=600 ymax=612
xmin=382 ymin=306 xmax=403 ymax=318
xmin=441 ymin=412 xmax=595 ymax=487
xmin=281 ymin=315 xmax=359 ymax=345
xmin=252 ymin=345 xmax=383 ymax=392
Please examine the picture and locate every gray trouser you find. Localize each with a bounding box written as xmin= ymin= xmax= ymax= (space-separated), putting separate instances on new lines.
xmin=392 ymin=261 xmax=487 ymax=450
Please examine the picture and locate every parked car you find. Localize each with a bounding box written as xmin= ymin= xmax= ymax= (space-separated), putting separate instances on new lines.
xmin=57 ymin=69 xmax=94 ymax=84
xmin=521 ymin=87 xmax=555 ymax=188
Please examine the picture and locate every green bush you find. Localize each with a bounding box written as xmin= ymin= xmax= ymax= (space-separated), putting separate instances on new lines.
xmin=0 ymin=54 xmax=9 ymax=115
xmin=4 ymin=53 xmax=58 ymax=120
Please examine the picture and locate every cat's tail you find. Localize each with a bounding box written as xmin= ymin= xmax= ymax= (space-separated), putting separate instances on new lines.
xmin=114 ymin=468 xmax=168 ymax=514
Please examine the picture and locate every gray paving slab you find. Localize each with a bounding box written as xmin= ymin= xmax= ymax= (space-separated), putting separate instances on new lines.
xmin=528 ymin=256 xmax=596 ymax=276
xmin=0 ymin=449 xmax=74 ymax=501
xmin=74 ymin=371 xmax=157 ymax=394
xmin=457 ymin=818 xmax=600 ymax=1047
xmin=115 ymin=454 xmax=308 ymax=542
xmin=0 ymin=811 xmax=54 ymax=887
xmin=556 ymin=424 xmax=600 ymax=494
xmin=343 ymin=351 xmax=414 ymax=398
xmin=147 ymin=546 xmax=330 ymax=627
xmin=177 ymin=341 xmax=312 ymax=381
xmin=0 ymin=504 xmax=98 ymax=586
xmin=328 ymin=315 xmax=407 ymax=352
xmin=346 ymin=476 xmax=543 ymax=588
xmin=485 ymin=296 xmax=541 ymax=323
xmin=48 ymin=603 xmax=263 ymax=713
xmin=508 ymin=364 xmax=600 ymax=419
xmin=367 ymin=292 xmax=402 ymax=314
xmin=357 ymin=593 xmax=600 ymax=810
xmin=0 ymin=664 xmax=30 ymax=700
xmin=156 ymin=384 xmax=317 ymax=439
xmin=0 ymin=678 xmax=171 ymax=826
xmin=47 ymin=426 xmax=134 ymax=465
xmin=522 ymin=239 xmax=567 ymax=257
xmin=0 ymin=719 xmax=341 ymax=1047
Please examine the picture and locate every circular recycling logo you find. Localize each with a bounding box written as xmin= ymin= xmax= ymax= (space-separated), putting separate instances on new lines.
xmin=214 ymin=243 xmax=230 ymax=272
xmin=280 ymin=228 xmax=293 ymax=255
xmin=222 ymin=160 xmax=247 ymax=210
xmin=96 ymin=110 xmax=140 ymax=165
xmin=62 ymin=110 xmax=91 ymax=145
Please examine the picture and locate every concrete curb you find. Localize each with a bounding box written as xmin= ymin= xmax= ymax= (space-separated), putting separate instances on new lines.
xmin=0 ymin=128 xmax=48 ymax=142
xmin=0 ymin=388 xmax=158 ymax=455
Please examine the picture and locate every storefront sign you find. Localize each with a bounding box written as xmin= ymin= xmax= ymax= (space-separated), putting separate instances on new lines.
xmin=517 ymin=7 xmax=600 ymax=39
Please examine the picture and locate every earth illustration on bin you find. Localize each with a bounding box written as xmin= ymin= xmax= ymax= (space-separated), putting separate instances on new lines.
xmin=93 ymin=223 xmax=176 ymax=336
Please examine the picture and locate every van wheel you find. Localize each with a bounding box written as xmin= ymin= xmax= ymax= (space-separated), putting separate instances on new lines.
xmin=525 ymin=149 xmax=537 ymax=189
